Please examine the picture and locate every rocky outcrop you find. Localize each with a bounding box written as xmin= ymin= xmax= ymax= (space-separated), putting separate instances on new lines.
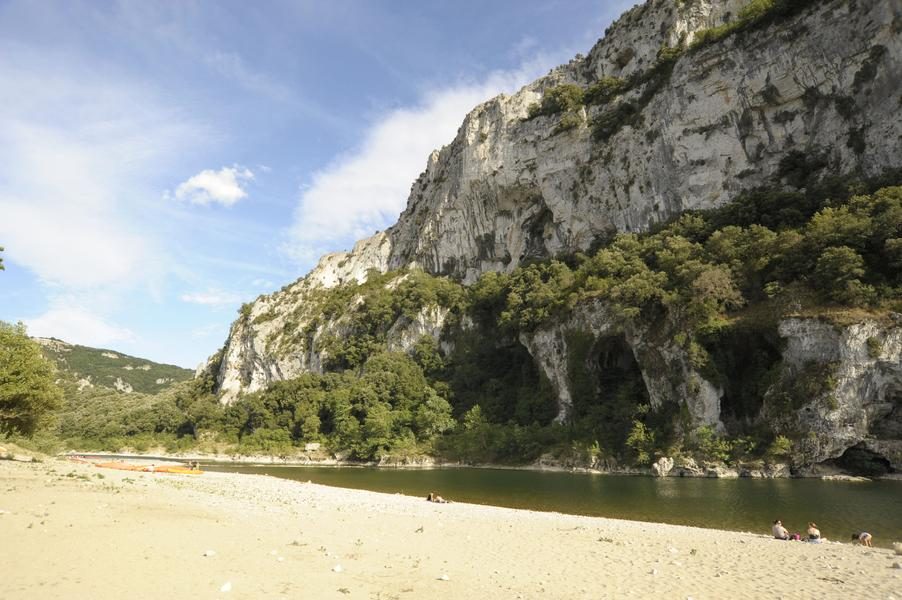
xmin=766 ymin=316 xmax=902 ymax=469
xmin=306 ymin=232 xmax=392 ymax=288
xmin=112 ymin=377 xmax=133 ymax=394
xmin=519 ymin=300 xmax=725 ymax=430
xmin=651 ymin=456 xmax=674 ymax=477
xmin=210 ymin=270 xmax=450 ymax=404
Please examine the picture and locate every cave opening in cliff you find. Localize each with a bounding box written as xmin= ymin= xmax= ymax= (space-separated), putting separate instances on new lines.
xmin=703 ymin=324 xmax=784 ymax=435
xmin=829 ymin=444 xmax=894 ymax=476
xmin=446 ymin=328 xmax=558 ymax=427
xmin=568 ymin=333 xmax=656 ymax=454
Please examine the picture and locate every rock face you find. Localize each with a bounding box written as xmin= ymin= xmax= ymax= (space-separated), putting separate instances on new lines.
xmin=386 ymin=0 xmax=901 ymax=281
xmin=204 ymin=0 xmax=902 ymax=468
xmin=519 ymin=300 xmax=725 ymax=430
xmin=651 ymin=456 xmax=675 ymax=477
xmin=209 ymin=270 xmax=449 ymax=404
xmin=766 ymin=317 xmax=902 ymax=470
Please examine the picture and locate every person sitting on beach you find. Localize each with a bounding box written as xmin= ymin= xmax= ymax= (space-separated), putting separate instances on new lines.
xmin=851 ymin=531 xmax=873 ymax=547
xmin=426 ymin=492 xmax=448 ymax=503
xmin=772 ymin=519 xmax=790 ymax=540
xmin=807 ymin=522 xmax=822 ymax=543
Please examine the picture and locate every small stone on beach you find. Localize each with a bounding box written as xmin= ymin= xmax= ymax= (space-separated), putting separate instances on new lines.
xmin=220 ymin=581 xmax=231 ymax=593
xmin=332 ymin=565 xmax=343 ymax=573
xmin=204 ymin=550 xmax=216 ymax=557
xmin=438 ymin=574 xmax=450 ymax=581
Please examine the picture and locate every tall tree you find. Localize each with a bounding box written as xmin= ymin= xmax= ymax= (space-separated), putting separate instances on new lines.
xmin=0 ymin=322 xmax=62 ymax=435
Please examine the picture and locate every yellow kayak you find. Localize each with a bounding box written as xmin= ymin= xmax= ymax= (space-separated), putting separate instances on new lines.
xmin=153 ymin=466 xmax=203 ymax=475
xmin=90 ymin=461 xmax=202 ymax=474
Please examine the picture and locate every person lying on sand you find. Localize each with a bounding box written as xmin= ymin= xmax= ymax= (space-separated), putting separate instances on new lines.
xmin=852 ymin=531 xmax=873 ymax=547
xmin=426 ymin=492 xmax=448 ymax=503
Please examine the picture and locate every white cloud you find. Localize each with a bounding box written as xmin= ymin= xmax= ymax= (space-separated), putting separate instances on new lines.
xmin=251 ymin=278 xmax=275 ymax=289
xmin=190 ymin=323 xmax=228 ymax=339
xmin=1 ymin=197 xmax=148 ymax=287
xmin=180 ymin=290 xmax=243 ymax=306
xmin=24 ymin=304 xmax=134 ymax=348
xmin=174 ymin=166 xmax=254 ymax=207
xmin=282 ymin=55 xmax=561 ymax=264
xmin=0 ymin=51 xmax=199 ymax=289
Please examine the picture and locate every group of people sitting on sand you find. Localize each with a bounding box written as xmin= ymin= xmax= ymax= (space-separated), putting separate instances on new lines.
xmin=426 ymin=492 xmax=449 ymax=503
xmin=772 ymin=519 xmax=872 ymax=546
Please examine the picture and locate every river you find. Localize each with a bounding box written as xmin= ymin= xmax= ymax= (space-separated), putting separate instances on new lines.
xmin=203 ymin=464 xmax=902 ymax=547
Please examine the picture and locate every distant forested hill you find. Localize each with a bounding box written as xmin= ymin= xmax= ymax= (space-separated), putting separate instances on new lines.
xmin=35 ymin=338 xmax=193 ymax=394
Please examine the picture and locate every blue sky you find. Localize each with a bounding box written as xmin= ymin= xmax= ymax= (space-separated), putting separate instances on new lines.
xmin=0 ymin=0 xmax=635 ymax=368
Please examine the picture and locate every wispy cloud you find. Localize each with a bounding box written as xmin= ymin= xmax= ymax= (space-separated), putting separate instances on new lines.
xmin=190 ymin=323 xmax=228 ymax=340
xmin=203 ymin=50 xmax=352 ymax=135
xmin=173 ymin=165 xmax=254 ymax=207
xmin=0 ymin=49 xmax=201 ymax=289
xmin=251 ymin=278 xmax=275 ymax=289
xmin=180 ymin=290 xmax=244 ymax=307
xmin=282 ymin=54 xmax=561 ymax=264
xmin=24 ymin=302 xmax=135 ymax=348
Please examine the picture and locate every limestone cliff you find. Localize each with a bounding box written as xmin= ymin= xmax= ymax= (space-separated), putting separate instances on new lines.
xmin=203 ymin=0 xmax=902 ymax=469
xmin=519 ymin=300 xmax=724 ymax=430
xmin=386 ymin=0 xmax=901 ymax=280
xmin=766 ymin=316 xmax=902 ymax=470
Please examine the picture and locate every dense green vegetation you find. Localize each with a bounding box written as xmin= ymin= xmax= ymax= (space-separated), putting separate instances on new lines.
xmin=6 ymin=169 xmax=901 ymax=470
xmin=0 ymin=322 xmax=62 ymax=436
xmin=39 ymin=340 xmax=193 ymax=394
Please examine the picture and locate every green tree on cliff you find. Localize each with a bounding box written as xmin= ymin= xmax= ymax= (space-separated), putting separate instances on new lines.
xmin=0 ymin=321 xmax=63 ymax=435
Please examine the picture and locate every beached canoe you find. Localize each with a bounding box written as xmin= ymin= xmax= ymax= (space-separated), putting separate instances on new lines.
xmin=94 ymin=461 xmax=145 ymax=472
xmin=153 ymin=466 xmax=203 ymax=475
xmin=89 ymin=461 xmax=202 ymax=475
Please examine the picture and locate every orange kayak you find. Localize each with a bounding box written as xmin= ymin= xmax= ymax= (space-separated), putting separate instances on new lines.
xmin=91 ymin=461 xmax=202 ymax=474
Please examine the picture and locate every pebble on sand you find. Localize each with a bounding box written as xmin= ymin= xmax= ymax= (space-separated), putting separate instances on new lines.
xmin=220 ymin=581 xmax=232 ymax=593
xmin=203 ymin=550 xmax=216 ymax=557
xmin=332 ymin=565 xmax=344 ymax=573
xmin=438 ymin=574 xmax=450 ymax=581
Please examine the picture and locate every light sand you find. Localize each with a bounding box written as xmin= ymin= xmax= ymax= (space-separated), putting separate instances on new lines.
xmin=1 ymin=459 xmax=899 ymax=600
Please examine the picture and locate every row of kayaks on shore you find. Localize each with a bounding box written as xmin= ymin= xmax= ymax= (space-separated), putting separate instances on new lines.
xmin=67 ymin=455 xmax=203 ymax=475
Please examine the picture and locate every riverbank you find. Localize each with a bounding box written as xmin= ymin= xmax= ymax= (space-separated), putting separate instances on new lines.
xmin=1 ymin=458 xmax=899 ymax=599
xmin=57 ymin=449 xmax=889 ymax=481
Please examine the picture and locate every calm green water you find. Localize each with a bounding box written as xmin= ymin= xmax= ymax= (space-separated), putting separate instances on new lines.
xmin=203 ymin=464 xmax=902 ymax=547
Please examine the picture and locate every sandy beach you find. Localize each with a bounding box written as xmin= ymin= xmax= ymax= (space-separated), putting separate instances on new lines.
xmin=1 ymin=458 xmax=899 ymax=600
